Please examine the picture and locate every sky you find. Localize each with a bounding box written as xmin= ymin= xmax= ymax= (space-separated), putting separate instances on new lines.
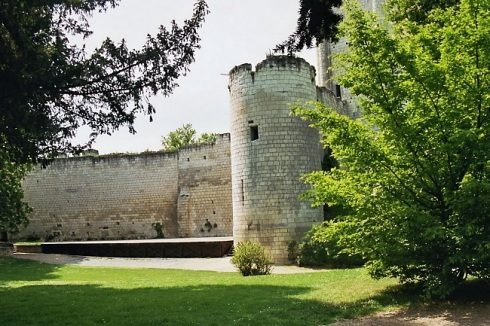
xmin=76 ymin=0 xmax=317 ymax=154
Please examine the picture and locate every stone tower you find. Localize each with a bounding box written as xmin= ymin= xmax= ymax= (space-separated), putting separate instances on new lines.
xmin=316 ymin=0 xmax=386 ymax=120
xmin=228 ymin=56 xmax=323 ymax=263
xmin=317 ymin=0 xmax=385 ymax=93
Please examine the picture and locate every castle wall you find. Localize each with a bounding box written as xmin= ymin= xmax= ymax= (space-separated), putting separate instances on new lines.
xmin=176 ymin=134 xmax=232 ymax=238
xmin=17 ymin=135 xmax=232 ymax=241
xmin=229 ymin=56 xmax=323 ymax=263
xmin=316 ymin=0 xmax=385 ymax=119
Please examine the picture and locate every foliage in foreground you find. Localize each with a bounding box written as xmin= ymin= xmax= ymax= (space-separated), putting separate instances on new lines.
xmin=231 ymin=241 xmax=272 ymax=276
xmin=0 ymin=0 xmax=209 ymax=164
xmin=0 ymin=0 xmax=209 ymax=234
xmin=298 ymin=221 xmax=364 ymax=268
xmin=0 ymin=144 xmax=31 ymax=237
xmin=275 ymin=0 xmax=342 ymax=54
xmin=277 ymin=0 xmax=462 ymax=55
xmin=294 ymin=0 xmax=490 ymax=297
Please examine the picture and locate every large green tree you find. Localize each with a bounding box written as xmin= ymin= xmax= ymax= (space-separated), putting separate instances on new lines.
xmin=0 ymin=0 xmax=208 ymax=164
xmin=294 ymin=0 xmax=489 ymax=297
xmin=0 ymin=142 xmax=31 ymax=240
xmin=0 ymin=0 xmax=208 ymax=236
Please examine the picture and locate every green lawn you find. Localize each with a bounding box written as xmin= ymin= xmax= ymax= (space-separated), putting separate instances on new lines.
xmin=0 ymin=257 xmax=416 ymax=325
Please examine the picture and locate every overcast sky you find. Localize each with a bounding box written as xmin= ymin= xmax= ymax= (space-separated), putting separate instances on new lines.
xmin=76 ymin=0 xmax=317 ymax=154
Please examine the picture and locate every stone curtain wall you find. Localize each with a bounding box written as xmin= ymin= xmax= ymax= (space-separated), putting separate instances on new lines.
xmin=229 ymin=56 xmax=323 ymax=263
xmin=17 ymin=135 xmax=232 ymax=241
xmin=177 ymin=134 xmax=232 ymax=238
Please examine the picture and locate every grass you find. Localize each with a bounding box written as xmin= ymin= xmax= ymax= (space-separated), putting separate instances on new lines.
xmin=0 ymin=257 xmax=416 ymax=325
xmin=13 ymin=241 xmax=43 ymax=246
xmin=3 ymin=257 xmax=467 ymax=325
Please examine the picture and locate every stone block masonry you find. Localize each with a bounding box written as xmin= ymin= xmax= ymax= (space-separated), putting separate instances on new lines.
xmin=316 ymin=0 xmax=386 ymax=119
xmin=17 ymin=134 xmax=232 ymax=242
xmin=177 ymin=135 xmax=232 ymax=238
xmin=229 ymin=56 xmax=324 ymax=263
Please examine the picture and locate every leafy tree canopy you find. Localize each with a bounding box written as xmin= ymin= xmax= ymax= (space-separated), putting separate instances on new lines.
xmin=161 ymin=123 xmax=217 ymax=151
xmin=275 ymin=0 xmax=342 ymax=54
xmin=278 ymin=0 xmax=462 ymax=54
xmin=0 ymin=140 xmax=31 ymax=237
xmin=387 ymin=0 xmax=461 ymax=22
xmin=294 ymin=0 xmax=490 ymax=297
xmin=0 ymin=0 xmax=209 ymax=164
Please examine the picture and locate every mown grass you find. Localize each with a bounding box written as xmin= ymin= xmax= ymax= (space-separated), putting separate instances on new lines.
xmin=13 ymin=241 xmax=43 ymax=246
xmin=0 ymin=257 xmax=420 ymax=325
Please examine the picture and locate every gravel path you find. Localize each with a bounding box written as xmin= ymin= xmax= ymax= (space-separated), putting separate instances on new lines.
xmin=11 ymin=252 xmax=322 ymax=274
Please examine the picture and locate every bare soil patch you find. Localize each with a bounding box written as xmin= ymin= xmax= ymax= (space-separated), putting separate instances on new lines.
xmin=333 ymin=302 xmax=490 ymax=325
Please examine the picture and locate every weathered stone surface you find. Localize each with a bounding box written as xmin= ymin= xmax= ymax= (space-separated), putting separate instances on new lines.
xmin=316 ymin=0 xmax=385 ymax=119
xmin=229 ymin=56 xmax=323 ymax=263
xmin=17 ymin=135 xmax=232 ymax=242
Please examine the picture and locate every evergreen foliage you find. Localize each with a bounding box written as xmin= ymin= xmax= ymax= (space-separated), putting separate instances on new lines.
xmin=275 ymin=0 xmax=343 ymax=54
xmin=0 ymin=0 xmax=208 ymax=234
xmin=0 ymin=0 xmax=209 ymax=164
xmin=294 ymin=0 xmax=490 ymax=297
xmin=0 ymin=142 xmax=31 ymax=237
xmin=279 ymin=0 xmax=462 ymax=54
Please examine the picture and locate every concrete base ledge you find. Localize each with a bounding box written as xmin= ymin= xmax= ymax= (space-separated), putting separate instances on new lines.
xmin=0 ymin=242 xmax=14 ymax=256
xmin=15 ymin=237 xmax=233 ymax=258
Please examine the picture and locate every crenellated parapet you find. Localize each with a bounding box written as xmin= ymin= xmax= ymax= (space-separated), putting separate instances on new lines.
xmin=229 ymin=55 xmax=323 ymax=263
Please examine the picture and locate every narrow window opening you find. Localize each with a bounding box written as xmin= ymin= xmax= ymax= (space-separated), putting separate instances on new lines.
xmin=186 ymin=157 xmax=190 ymax=162
xmin=241 ymin=179 xmax=244 ymax=204
xmin=335 ymin=84 xmax=342 ymax=98
xmin=250 ymin=125 xmax=259 ymax=141
xmin=203 ymin=155 xmax=207 ymax=160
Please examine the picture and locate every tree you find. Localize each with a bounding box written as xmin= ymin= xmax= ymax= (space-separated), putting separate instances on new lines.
xmin=275 ymin=0 xmax=343 ymax=54
xmin=161 ymin=123 xmax=217 ymax=151
xmin=294 ymin=0 xmax=490 ymax=297
xmin=0 ymin=0 xmax=209 ymax=164
xmin=0 ymin=0 xmax=208 ymax=236
xmin=387 ymin=0 xmax=461 ymax=23
xmin=277 ymin=0 xmax=462 ymax=54
xmin=0 ymin=142 xmax=31 ymax=240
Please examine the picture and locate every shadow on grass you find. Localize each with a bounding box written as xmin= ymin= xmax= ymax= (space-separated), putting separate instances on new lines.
xmin=1 ymin=257 xmax=488 ymax=325
xmin=333 ymin=280 xmax=490 ymax=326
xmin=0 ymin=256 xmax=62 ymax=283
xmin=0 ymin=257 xmax=412 ymax=325
xmin=0 ymin=283 xmax=414 ymax=326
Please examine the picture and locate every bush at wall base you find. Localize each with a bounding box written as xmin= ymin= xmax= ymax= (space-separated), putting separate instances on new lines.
xmin=231 ymin=241 xmax=273 ymax=276
xmin=298 ymin=221 xmax=365 ymax=268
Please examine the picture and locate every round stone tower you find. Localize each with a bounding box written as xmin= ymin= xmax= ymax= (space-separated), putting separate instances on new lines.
xmin=228 ymin=55 xmax=323 ymax=263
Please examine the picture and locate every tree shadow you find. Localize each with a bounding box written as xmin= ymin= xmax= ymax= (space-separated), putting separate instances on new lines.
xmin=0 ymin=257 xmax=63 ymax=284
xmin=0 ymin=282 xmax=405 ymax=326
xmin=1 ymin=257 xmax=488 ymax=325
xmin=335 ymin=280 xmax=490 ymax=326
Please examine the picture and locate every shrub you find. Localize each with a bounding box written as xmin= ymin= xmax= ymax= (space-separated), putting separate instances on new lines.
xmin=298 ymin=221 xmax=364 ymax=268
xmin=231 ymin=241 xmax=272 ymax=276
